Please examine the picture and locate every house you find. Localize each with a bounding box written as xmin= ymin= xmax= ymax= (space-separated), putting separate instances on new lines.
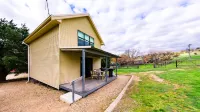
xmin=23 ymin=14 xmax=119 ymax=97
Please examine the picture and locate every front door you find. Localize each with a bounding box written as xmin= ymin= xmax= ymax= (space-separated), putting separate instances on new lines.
xmin=80 ymin=58 xmax=93 ymax=78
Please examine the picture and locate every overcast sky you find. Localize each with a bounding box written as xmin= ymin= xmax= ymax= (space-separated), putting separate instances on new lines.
xmin=0 ymin=0 xmax=200 ymax=54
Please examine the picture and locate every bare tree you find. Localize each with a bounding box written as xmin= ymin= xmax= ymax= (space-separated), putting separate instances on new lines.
xmin=124 ymin=49 xmax=130 ymax=58
xmin=130 ymin=49 xmax=139 ymax=58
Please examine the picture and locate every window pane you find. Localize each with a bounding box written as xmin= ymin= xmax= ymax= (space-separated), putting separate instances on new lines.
xmin=78 ymin=38 xmax=85 ymax=46
xmin=90 ymin=37 xmax=94 ymax=43
xmin=90 ymin=42 xmax=94 ymax=47
xmin=85 ymin=35 xmax=89 ymax=41
xmin=85 ymin=41 xmax=90 ymax=46
xmin=78 ymin=31 xmax=84 ymax=38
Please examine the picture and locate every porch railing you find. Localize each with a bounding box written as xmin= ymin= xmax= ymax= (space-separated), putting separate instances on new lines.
xmin=70 ymin=76 xmax=82 ymax=103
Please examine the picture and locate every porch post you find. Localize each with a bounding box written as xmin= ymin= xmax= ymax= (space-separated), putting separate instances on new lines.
xmin=116 ymin=58 xmax=118 ymax=77
xmin=82 ymin=49 xmax=85 ymax=92
xmin=105 ymin=57 xmax=108 ymax=82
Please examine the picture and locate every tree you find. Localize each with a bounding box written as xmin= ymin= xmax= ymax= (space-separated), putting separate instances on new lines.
xmin=124 ymin=49 xmax=139 ymax=58
xmin=0 ymin=18 xmax=29 ymax=81
xmin=117 ymin=54 xmax=129 ymax=66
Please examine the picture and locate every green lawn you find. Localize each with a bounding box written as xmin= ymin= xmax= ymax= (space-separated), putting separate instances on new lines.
xmin=158 ymin=69 xmax=200 ymax=109
xmin=118 ymin=63 xmax=176 ymax=74
xmin=117 ymin=59 xmax=200 ymax=111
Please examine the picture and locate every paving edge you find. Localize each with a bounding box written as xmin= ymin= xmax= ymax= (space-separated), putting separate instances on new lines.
xmin=105 ymin=75 xmax=134 ymax=112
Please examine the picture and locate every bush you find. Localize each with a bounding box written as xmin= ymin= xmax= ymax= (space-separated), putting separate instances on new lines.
xmin=0 ymin=18 xmax=29 ymax=81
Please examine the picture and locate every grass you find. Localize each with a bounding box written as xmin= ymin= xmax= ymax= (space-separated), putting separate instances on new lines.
xmin=117 ymin=56 xmax=200 ymax=111
xmin=118 ymin=55 xmax=200 ymax=74
xmin=175 ymin=52 xmax=200 ymax=60
xmin=118 ymin=63 xmax=175 ymax=74
xmin=158 ymin=68 xmax=200 ymax=109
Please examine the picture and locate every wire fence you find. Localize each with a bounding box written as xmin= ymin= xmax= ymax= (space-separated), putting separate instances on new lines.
xmin=118 ymin=58 xmax=200 ymax=69
xmin=176 ymin=59 xmax=200 ymax=67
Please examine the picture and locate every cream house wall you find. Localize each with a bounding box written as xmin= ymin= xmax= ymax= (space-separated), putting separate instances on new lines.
xmin=29 ymin=26 xmax=60 ymax=89
xmin=59 ymin=51 xmax=81 ymax=84
xmin=59 ymin=17 xmax=101 ymax=49
xmin=93 ymin=57 xmax=101 ymax=69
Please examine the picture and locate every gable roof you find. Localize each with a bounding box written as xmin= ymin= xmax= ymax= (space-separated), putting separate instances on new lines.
xmin=23 ymin=13 xmax=105 ymax=45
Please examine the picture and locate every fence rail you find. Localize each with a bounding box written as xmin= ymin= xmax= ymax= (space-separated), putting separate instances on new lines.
xmin=153 ymin=60 xmax=174 ymax=68
xmin=176 ymin=59 xmax=200 ymax=68
xmin=70 ymin=76 xmax=82 ymax=103
xmin=118 ymin=58 xmax=200 ymax=69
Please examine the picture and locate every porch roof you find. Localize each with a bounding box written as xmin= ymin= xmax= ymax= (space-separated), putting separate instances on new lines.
xmin=60 ymin=46 xmax=120 ymax=58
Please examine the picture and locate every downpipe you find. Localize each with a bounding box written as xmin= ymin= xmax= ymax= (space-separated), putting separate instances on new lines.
xmin=22 ymin=42 xmax=30 ymax=83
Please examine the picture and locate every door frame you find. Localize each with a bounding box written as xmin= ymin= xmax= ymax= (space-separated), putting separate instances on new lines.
xmin=80 ymin=57 xmax=93 ymax=78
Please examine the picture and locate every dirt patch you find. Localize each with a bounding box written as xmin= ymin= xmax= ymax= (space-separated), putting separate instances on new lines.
xmin=0 ymin=75 xmax=130 ymax=112
xmin=133 ymin=76 xmax=142 ymax=82
xmin=136 ymin=71 xmax=164 ymax=76
xmin=142 ymin=72 xmax=181 ymax=90
xmin=170 ymin=69 xmax=185 ymax=71
xmin=173 ymin=84 xmax=181 ymax=90
xmin=145 ymin=71 xmax=164 ymax=74
xmin=146 ymin=72 xmax=181 ymax=90
xmin=130 ymin=74 xmax=142 ymax=82
xmin=149 ymin=74 xmax=164 ymax=83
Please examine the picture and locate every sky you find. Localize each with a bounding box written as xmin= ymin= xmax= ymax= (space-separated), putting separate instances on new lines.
xmin=0 ymin=0 xmax=200 ymax=55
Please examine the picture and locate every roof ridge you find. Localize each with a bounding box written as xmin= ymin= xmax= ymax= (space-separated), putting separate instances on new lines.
xmin=51 ymin=13 xmax=89 ymax=18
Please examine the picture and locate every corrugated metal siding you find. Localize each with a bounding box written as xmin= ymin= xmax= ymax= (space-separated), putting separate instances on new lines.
xmin=59 ymin=17 xmax=101 ymax=49
xmin=30 ymin=26 xmax=59 ymax=89
xmin=59 ymin=51 xmax=81 ymax=84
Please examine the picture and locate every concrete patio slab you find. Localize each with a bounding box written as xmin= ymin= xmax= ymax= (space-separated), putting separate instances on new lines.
xmin=60 ymin=92 xmax=82 ymax=104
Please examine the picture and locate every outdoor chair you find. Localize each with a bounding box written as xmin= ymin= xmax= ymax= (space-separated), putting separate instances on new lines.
xmin=92 ymin=69 xmax=105 ymax=80
xmin=91 ymin=70 xmax=98 ymax=79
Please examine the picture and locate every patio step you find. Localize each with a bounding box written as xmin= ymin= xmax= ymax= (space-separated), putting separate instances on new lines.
xmin=60 ymin=92 xmax=82 ymax=104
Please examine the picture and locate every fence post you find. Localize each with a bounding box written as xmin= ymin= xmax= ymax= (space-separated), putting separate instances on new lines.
xmin=72 ymin=81 xmax=75 ymax=103
xmin=105 ymin=57 xmax=108 ymax=82
xmin=116 ymin=58 xmax=118 ymax=77
xmin=176 ymin=60 xmax=178 ymax=68
xmin=153 ymin=63 xmax=156 ymax=68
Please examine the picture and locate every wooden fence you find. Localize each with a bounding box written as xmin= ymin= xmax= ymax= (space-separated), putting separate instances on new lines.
xmin=175 ymin=59 xmax=200 ymax=68
xmin=153 ymin=61 xmax=174 ymax=68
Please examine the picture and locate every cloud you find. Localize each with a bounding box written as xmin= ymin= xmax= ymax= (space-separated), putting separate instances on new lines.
xmin=0 ymin=0 xmax=200 ymax=54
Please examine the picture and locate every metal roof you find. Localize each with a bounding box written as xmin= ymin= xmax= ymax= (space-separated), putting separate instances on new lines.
xmin=60 ymin=46 xmax=119 ymax=58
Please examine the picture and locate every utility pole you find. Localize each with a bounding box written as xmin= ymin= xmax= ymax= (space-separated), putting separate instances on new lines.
xmin=188 ymin=44 xmax=192 ymax=59
xmin=45 ymin=0 xmax=50 ymax=15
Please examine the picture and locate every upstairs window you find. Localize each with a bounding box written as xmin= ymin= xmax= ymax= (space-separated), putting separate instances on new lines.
xmin=78 ymin=30 xmax=94 ymax=47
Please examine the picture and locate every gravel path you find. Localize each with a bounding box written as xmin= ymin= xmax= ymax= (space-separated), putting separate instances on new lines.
xmin=0 ymin=75 xmax=130 ymax=112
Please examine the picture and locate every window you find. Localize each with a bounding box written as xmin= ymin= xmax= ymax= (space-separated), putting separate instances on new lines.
xmin=90 ymin=37 xmax=94 ymax=46
xmin=78 ymin=30 xmax=94 ymax=47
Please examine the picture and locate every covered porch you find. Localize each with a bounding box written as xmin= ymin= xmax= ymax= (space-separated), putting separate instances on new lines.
xmin=59 ymin=46 xmax=119 ymax=97
xmin=60 ymin=76 xmax=116 ymax=97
